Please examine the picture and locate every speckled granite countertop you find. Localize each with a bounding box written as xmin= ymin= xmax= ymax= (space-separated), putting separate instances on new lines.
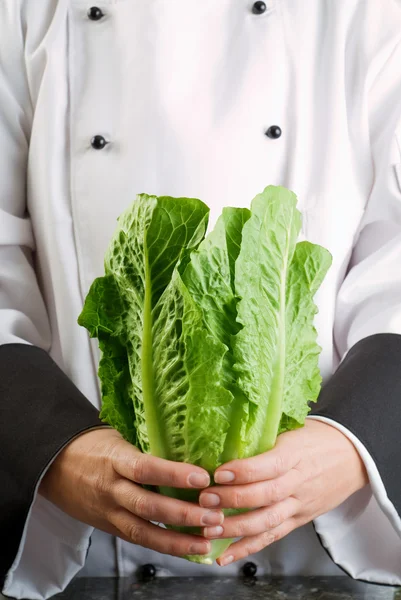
xmin=51 ymin=577 xmax=401 ymax=600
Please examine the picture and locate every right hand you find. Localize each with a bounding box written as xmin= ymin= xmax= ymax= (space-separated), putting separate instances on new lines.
xmin=39 ymin=428 xmax=223 ymax=558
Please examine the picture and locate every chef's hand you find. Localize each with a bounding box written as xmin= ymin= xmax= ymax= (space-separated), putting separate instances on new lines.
xmin=199 ymin=419 xmax=368 ymax=566
xmin=39 ymin=428 xmax=221 ymax=558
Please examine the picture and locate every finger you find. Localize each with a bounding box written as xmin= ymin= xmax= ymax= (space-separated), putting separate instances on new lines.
xmin=112 ymin=443 xmax=210 ymax=488
xmin=214 ymin=436 xmax=299 ymax=485
xmin=200 ymin=470 xmax=303 ymax=509
xmin=109 ymin=509 xmax=211 ymax=557
xmin=216 ymin=519 xmax=297 ymax=566
xmin=113 ymin=480 xmax=224 ymax=528
xmin=203 ymin=497 xmax=300 ymax=539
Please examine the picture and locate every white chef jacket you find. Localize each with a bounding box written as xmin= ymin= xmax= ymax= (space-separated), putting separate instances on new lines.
xmin=1 ymin=0 xmax=401 ymax=598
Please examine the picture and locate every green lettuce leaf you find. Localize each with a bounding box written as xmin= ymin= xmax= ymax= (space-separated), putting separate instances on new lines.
xmin=78 ymin=275 xmax=138 ymax=446
xmin=152 ymin=269 xmax=233 ymax=473
xmin=79 ymin=194 xmax=211 ymax=459
xmin=281 ymin=241 xmax=333 ymax=429
xmin=182 ymin=208 xmax=250 ymax=359
xmin=229 ymin=186 xmax=332 ymax=456
xmin=181 ymin=208 xmax=252 ymax=465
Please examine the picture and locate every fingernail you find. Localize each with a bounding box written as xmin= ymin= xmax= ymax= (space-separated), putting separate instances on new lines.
xmin=189 ymin=542 xmax=210 ymax=555
xmin=219 ymin=555 xmax=234 ymax=567
xmin=199 ymin=493 xmax=220 ymax=507
xmin=214 ymin=470 xmax=235 ymax=484
xmin=201 ymin=511 xmax=224 ymax=526
xmin=188 ymin=473 xmax=210 ymax=488
xmin=204 ymin=525 xmax=224 ymax=538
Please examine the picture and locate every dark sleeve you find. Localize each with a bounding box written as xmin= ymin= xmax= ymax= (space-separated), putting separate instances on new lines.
xmin=310 ymin=333 xmax=401 ymax=516
xmin=0 ymin=343 xmax=104 ymax=588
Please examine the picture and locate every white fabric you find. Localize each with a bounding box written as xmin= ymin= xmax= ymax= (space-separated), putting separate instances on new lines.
xmin=4 ymin=499 xmax=92 ymax=600
xmin=1 ymin=0 xmax=401 ymax=597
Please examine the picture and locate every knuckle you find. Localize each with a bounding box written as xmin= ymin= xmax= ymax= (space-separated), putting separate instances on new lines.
xmin=107 ymin=436 xmax=123 ymax=458
xmin=130 ymin=493 xmax=149 ymax=518
xmin=243 ymin=464 xmax=255 ymax=484
xmin=103 ymin=506 xmax=119 ymax=529
xmin=265 ymin=510 xmax=282 ymax=529
xmin=109 ymin=439 xmax=127 ymax=470
xmin=262 ymin=530 xmax=277 ymax=546
xmin=179 ymin=505 xmax=193 ymax=526
xmin=273 ymin=453 xmax=286 ymax=477
xmin=233 ymin=518 xmax=247 ymax=537
xmin=242 ymin=542 xmax=254 ymax=558
xmin=266 ymin=480 xmax=281 ymax=504
xmin=164 ymin=539 xmax=183 ymax=557
xmin=104 ymin=506 xmax=118 ymax=526
xmin=131 ymin=456 xmax=146 ymax=483
xmin=93 ymin=470 xmax=109 ymax=495
xmin=167 ymin=468 xmax=181 ymax=487
xmin=110 ymin=478 xmax=125 ymax=502
xmin=127 ymin=521 xmax=144 ymax=545
xmin=231 ymin=490 xmax=246 ymax=509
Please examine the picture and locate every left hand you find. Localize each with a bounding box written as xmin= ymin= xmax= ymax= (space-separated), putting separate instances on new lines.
xmin=199 ymin=419 xmax=369 ymax=566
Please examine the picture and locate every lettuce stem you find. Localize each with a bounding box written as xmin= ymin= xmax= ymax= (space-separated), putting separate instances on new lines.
xmin=260 ymin=361 xmax=283 ymax=452
xmin=184 ymin=538 xmax=234 ymax=565
xmin=258 ymin=219 xmax=290 ymax=454
xmin=141 ymin=251 xmax=168 ymax=460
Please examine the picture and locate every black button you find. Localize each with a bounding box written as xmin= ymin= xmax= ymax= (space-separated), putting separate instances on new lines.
xmin=138 ymin=564 xmax=156 ymax=581
xmin=91 ymin=135 xmax=108 ymax=150
xmin=88 ymin=7 xmax=104 ymax=21
xmin=265 ymin=125 xmax=282 ymax=139
xmin=252 ymin=1 xmax=267 ymax=14
xmin=243 ymin=561 xmax=258 ymax=577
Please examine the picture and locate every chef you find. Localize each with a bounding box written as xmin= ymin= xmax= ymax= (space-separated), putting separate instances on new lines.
xmin=1 ymin=1 xmax=401 ymax=599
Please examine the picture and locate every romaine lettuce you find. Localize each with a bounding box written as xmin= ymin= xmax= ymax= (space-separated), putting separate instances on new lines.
xmin=78 ymin=186 xmax=332 ymax=564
